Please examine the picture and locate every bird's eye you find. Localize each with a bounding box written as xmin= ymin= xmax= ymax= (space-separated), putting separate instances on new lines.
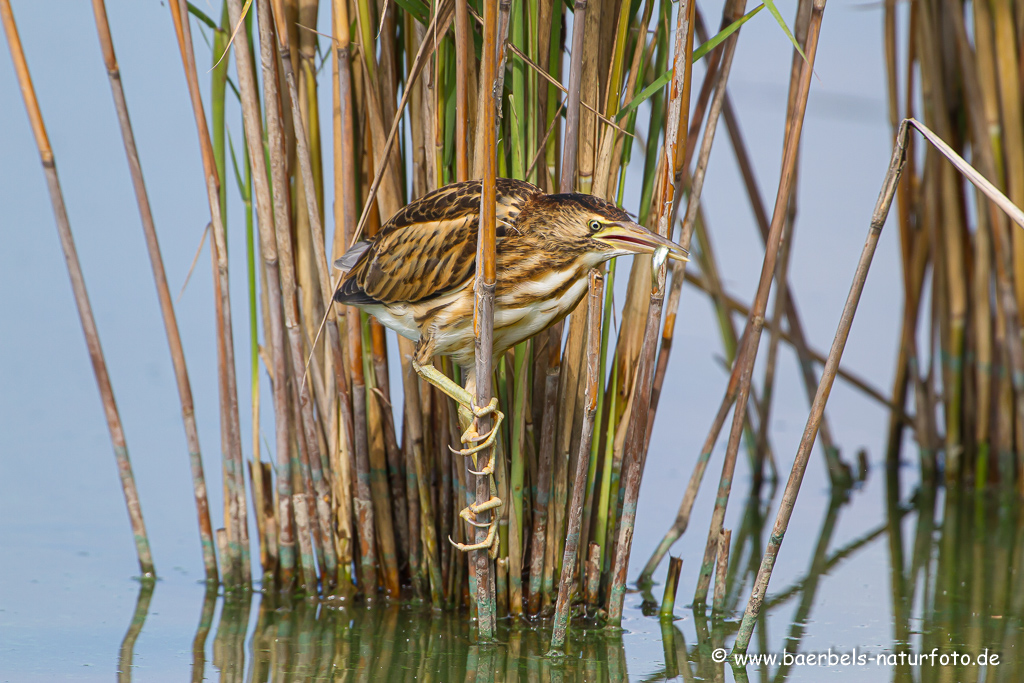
xmin=589 ymin=219 xmax=602 ymax=232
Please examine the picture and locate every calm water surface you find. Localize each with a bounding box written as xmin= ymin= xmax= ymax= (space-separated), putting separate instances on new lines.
xmin=2 ymin=1 xmax=1020 ymax=681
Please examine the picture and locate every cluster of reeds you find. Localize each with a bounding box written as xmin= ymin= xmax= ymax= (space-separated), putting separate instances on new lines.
xmin=9 ymin=0 xmax=944 ymax=651
xmin=69 ymin=0 xmax=779 ymax=618
xmin=883 ymin=0 xmax=1024 ymax=488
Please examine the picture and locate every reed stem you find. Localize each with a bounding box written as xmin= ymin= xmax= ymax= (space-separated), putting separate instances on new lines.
xmin=550 ymin=270 xmax=602 ymax=652
xmin=732 ymin=115 xmax=904 ymax=655
xmin=2 ymin=0 xmax=155 ymax=578
xmin=90 ymin=0 xmax=215 ymax=581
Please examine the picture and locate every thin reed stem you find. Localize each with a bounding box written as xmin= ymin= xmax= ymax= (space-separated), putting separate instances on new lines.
xmin=90 ymin=0 xmax=215 ymax=581
xmin=472 ymin=0 xmax=500 ymax=639
xmin=224 ymin=0 xmax=296 ymax=590
xmin=2 ymin=0 xmax=155 ymax=578
xmin=733 ymin=116 xmax=906 ymax=655
xmin=550 ymin=270 xmax=602 ymax=652
xmin=693 ymin=0 xmax=826 ymax=607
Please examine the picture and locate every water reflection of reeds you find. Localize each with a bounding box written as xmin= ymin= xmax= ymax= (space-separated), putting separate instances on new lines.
xmin=888 ymin=470 xmax=1024 ymax=683
xmin=186 ymin=596 xmax=637 ymax=682
xmin=111 ymin=479 xmax=1024 ymax=682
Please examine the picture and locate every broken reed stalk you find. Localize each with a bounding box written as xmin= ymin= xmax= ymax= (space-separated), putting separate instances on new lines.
xmin=473 ymin=0 xmax=499 ymax=639
xmin=658 ymin=556 xmax=683 ymax=620
xmin=90 ymin=0 xmax=216 ymax=582
xmin=550 ymin=270 xmax=602 ymax=653
xmin=2 ymin=0 xmax=156 ymax=578
xmin=693 ymin=0 xmax=826 ymax=607
xmin=732 ymin=117 xmax=907 ymax=655
xmin=168 ymin=0 xmax=248 ymax=587
xmin=224 ymin=0 xmax=297 ymax=590
xmin=712 ymin=528 xmax=730 ymax=612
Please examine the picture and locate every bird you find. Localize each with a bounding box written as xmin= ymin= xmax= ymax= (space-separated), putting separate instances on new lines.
xmin=333 ymin=178 xmax=688 ymax=551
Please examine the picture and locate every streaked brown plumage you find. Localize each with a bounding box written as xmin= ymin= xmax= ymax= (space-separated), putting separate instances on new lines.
xmin=333 ymin=178 xmax=687 ymax=551
xmin=334 ymin=178 xmax=687 ymax=368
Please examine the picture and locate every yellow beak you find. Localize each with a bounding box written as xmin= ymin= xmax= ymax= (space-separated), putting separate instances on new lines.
xmin=592 ymin=221 xmax=690 ymax=262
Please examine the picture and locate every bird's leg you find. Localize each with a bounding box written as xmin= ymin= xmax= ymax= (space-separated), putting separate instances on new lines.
xmin=409 ymin=358 xmax=503 ymax=554
xmin=410 ymin=359 xmax=504 ymax=457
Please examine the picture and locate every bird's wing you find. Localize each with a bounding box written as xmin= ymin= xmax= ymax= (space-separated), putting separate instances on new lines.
xmin=335 ymin=179 xmax=540 ymax=306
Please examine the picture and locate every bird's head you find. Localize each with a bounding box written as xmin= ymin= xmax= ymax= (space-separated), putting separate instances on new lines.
xmin=527 ymin=192 xmax=689 ymax=266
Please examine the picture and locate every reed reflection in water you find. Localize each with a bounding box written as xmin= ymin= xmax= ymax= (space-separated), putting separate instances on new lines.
xmin=114 ymin=474 xmax=1024 ymax=682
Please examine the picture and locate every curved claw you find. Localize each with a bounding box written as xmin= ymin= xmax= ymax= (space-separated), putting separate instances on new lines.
xmin=454 ymin=406 xmax=505 ymax=457
xmin=455 ymin=436 xmax=498 ymax=458
xmin=469 ymin=397 xmax=499 ymax=419
xmin=448 ymin=522 xmax=499 ymax=552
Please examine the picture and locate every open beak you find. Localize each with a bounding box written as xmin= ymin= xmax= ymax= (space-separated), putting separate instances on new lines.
xmin=592 ymin=221 xmax=689 ymax=262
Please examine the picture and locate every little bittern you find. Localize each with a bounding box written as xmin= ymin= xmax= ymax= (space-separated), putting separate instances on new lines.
xmin=334 ymin=178 xmax=687 ymax=551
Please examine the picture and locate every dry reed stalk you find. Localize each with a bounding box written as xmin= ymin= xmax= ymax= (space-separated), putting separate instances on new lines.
xmin=253 ymin=0 xmax=341 ymax=589
xmin=607 ymin=0 xmax=695 ymax=626
xmin=545 ymin=0 xmax=591 ymax=589
xmin=560 ymin=0 xmax=588 ymax=193
xmin=575 ymin=0 xmax=600 ymax=196
xmin=637 ymin=0 xmax=746 ymax=585
xmin=346 ymin=314 xmax=378 ymax=595
xmin=330 ymin=0 xmax=358 ymax=587
xmin=527 ymin=331 xmax=559 ymax=615
xmin=646 ymin=0 xmax=744 ymax=437
xmin=169 ymin=0 xmax=249 ymax=586
xmin=90 ymin=0 xmax=216 ymax=581
xmin=400 ymin=353 xmax=443 ymax=605
xmin=508 ymin=341 xmax=529 ymax=615
xmin=883 ymin=0 xmax=919 ymax=466
xmin=292 ymin=491 xmax=318 ymax=594
xmin=472 ymin=0 xmax=499 ymax=639
xmin=732 ymin=116 xmax=905 ymax=655
xmin=950 ymin=1 xmax=1004 ymax=479
xmin=455 ymin=0 xmax=471 ymax=181
xmin=991 ymin=1 xmax=1024 ymax=318
xmin=692 ymin=0 xmax=826 ymax=607
xmin=224 ymin=0 xmax=297 ymax=590
xmin=972 ymin=2 xmax=1024 ymax=470
xmin=755 ymin=213 xmax=794 ymax=480
xmin=1 ymin=0 xmax=155 ymax=578
xmin=916 ymin=0 xmax=968 ymax=478
xmin=362 ymin=339 xmax=400 ymax=596
xmin=712 ymin=529 xmax=731 ymax=612
xmin=705 ymin=17 xmax=847 ymax=481
xmin=550 ymin=270 xmax=602 ymax=652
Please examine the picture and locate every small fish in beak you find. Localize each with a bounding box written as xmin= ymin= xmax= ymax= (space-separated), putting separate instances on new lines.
xmin=592 ymin=221 xmax=690 ymax=262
